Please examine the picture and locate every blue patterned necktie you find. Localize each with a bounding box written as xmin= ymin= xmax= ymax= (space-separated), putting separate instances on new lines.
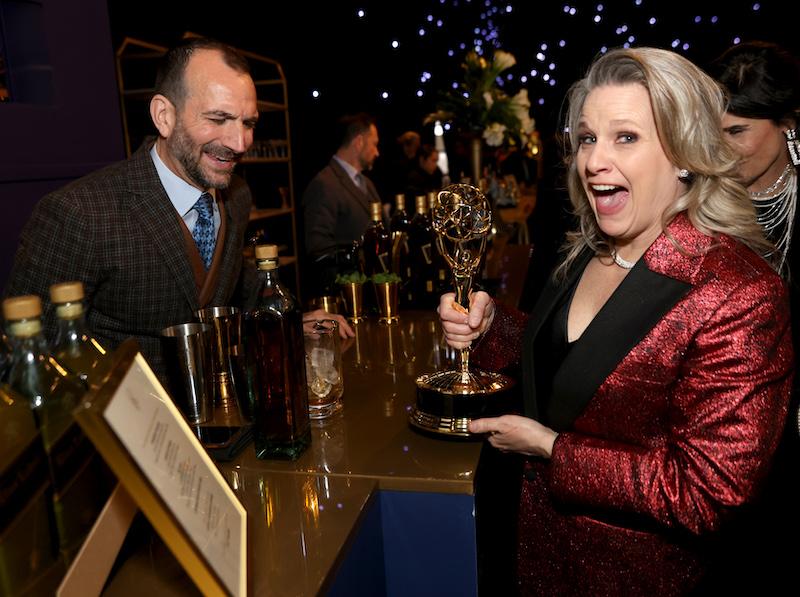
xmin=191 ymin=192 xmax=215 ymax=270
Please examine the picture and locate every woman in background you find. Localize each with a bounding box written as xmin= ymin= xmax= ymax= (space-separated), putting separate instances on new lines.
xmin=714 ymin=41 xmax=800 ymax=277
xmin=711 ymin=40 xmax=800 ymax=595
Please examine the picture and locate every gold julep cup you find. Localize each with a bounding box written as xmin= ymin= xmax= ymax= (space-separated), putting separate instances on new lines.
xmin=374 ymin=282 xmax=399 ymax=324
xmin=340 ymin=283 xmax=365 ymax=323
xmin=307 ymin=295 xmax=342 ymax=315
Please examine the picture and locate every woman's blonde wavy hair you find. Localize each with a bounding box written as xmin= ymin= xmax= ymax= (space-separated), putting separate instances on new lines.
xmin=556 ymin=47 xmax=771 ymax=279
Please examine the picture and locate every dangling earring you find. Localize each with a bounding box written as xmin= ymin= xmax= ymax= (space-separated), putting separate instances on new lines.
xmin=678 ymin=169 xmax=693 ymax=183
xmin=785 ymin=129 xmax=800 ymax=167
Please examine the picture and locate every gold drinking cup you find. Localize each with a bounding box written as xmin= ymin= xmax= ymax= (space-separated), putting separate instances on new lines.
xmin=340 ymin=283 xmax=365 ymax=323
xmin=375 ymin=282 xmax=399 ymax=324
xmin=307 ymin=295 xmax=342 ymax=315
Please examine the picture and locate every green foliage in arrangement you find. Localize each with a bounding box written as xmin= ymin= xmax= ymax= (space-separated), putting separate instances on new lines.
xmin=335 ymin=271 xmax=368 ymax=284
xmin=371 ymin=272 xmax=402 ymax=284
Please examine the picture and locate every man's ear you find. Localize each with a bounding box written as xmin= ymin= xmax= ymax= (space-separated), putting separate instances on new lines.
xmin=150 ymin=94 xmax=177 ymax=139
xmin=352 ymin=132 xmax=365 ymax=152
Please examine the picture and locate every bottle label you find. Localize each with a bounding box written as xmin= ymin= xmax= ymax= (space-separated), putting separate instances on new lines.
xmin=56 ymin=302 xmax=83 ymax=320
xmin=0 ymin=435 xmax=49 ymax=535
xmin=9 ymin=320 xmax=41 ymax=338
xmin=421 ymin=243 xmax=433 ymax=265
xmin=378 ymin=252 xmax=389 ymax=273
xmin=48 ymin=421 xmax=94 ymax=498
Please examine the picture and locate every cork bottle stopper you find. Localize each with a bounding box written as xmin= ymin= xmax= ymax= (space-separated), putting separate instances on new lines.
xmin=255 ymin=244 xmax=279 ymax=260
xmin=50 ymin=281 xmax=85 ymax=304
xmin=3 ymin=295 xmax=42 ymax=320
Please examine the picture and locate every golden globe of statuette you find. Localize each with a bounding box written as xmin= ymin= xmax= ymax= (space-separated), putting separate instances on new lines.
xmin=410 ymin=183 xmax=515 ymax=438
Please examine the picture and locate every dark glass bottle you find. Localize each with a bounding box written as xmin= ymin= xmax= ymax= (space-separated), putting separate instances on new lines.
xmin=50 ymin=281 xmax=111 ymax=391
xmin=243 ymin=244 xmax=311 ymax=460
xmin=3 ymin=295 xmax=106 ymax=564
xmin=427 ymin=191 xmax=450 ymax=294
xmin=390 ymin=193 xmax=412 ymax=287
xmin=389 ymin=194 xmax=410 ymax=238
xmin=407 ymin=195 xmax=436 ymax=307
xmin=362 ymin=201 xmax=391 ymax=276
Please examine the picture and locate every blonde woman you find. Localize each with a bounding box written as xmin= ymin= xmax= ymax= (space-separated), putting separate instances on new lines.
xmin=440 ymin=47 xmax=792 ymax=595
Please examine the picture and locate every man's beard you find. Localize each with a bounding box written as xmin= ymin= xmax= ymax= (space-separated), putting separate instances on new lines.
xmin=168 ymin=123 xmax=241 ymax=190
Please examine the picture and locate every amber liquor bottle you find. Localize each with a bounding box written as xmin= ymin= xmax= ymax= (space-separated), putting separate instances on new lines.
xmin=362 ymin=201 xmax=391 ymax=276
xmin=243 ymin=244 xmax=311 ymax=460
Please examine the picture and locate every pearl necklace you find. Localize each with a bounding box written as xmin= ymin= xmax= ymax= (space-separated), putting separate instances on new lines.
xmin=611 ymin=249 xmax=636 ymax=270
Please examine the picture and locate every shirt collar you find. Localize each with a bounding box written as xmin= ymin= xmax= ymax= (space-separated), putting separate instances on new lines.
xmin=333 ymin=155 xmax=362 ymax=186
xmin=150 ymin=144 xmax=214 ymax=216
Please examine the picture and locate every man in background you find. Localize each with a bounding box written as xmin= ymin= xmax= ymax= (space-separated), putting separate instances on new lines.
xmin=302 ymin=113 xmax=382 ymax=293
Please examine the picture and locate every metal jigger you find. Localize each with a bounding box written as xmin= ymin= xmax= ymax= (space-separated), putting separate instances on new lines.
xmin=195 ymin=306 xmax=248 ymax=423
xmin=410 ymin=184 xmax=515 ymax=437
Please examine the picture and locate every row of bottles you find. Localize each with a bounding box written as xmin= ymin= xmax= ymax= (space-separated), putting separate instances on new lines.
xmin=360 ymin=192 xmax=449 ymax=309
xmin=1 ymin=283 xmax=113 ymax=582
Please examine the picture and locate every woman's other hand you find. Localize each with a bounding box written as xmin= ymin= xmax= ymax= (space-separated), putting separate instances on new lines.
xmin=438 ymin=291 xmax=495 ymax=349
xmin=469 ymin=415 xmax=558 ymax=458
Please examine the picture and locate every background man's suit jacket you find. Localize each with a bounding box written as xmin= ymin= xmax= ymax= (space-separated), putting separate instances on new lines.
xmin=302 ymin=157 xmax=381 ymax=258
xmin=5 ymin=143 xmax=252 ymax=377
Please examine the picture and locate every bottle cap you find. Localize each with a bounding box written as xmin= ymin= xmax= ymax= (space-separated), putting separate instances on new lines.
xmin=255 ymin=244 xmax=279 ymax=259
xmin=394 ymin=194 xmax=405 ymax=210
xmin=3 ymin=295 xmax=42 ymax=320
xmin=50 ymin=281 xmax=85 ymax=304
xmin=370 ymin=202 xmax=382 ymax=221
xmin=415 ymin=195 xmax=427 ymax=212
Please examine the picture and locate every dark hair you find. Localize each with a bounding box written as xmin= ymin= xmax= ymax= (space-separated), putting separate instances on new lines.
xmin=154 ymin=37 xmax=251 ymax=108
xmin=712 ymin=41 xmax=800 ymax=123
xmin=335 ymin=113 xmax=376 ymax=149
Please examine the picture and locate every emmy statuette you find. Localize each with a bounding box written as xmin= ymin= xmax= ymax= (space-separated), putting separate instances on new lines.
xmin=410 ymin=184 xmax=515 ymax=437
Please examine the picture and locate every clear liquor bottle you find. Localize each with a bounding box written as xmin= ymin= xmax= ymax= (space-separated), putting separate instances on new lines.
xmin=362 ymin=201 xmax=391 ymax=276
xmin=50 ymin=281 xmax=111 ymax=391
xmin=0 ymin=331 xmax=11 ymax=382
xmin=0 ymin=383 xmax=64 ymax=594
xmin=243 ymin=244 xmax=311 ymax=460
xmin=3 ymin=295 xmax=106 ymax=564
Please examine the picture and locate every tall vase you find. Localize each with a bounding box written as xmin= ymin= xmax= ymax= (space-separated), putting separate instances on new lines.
xmin=470 ymin=137 xmax=483 ymax=186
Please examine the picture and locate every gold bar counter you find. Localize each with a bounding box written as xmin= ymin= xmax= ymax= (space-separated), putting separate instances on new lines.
xmin=106 ymin=310 xmax=483 ymax=596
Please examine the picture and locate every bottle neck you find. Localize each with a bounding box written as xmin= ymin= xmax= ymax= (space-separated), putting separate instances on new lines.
xmin=8 ymin=318 xmax=43 ymax=341
xmin=256 ymin=257 xmax=280 ymax=272
xmin=54 ymin=303 xmax=89 ymax=341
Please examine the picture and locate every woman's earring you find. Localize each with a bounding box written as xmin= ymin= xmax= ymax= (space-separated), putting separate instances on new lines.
xmin=678 ymin=169 xmax=693 ymax=183
xmin=785 ymin=129 xmax=800 ymax=167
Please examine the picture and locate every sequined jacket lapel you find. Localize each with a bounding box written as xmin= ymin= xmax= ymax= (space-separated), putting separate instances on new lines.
xmin=521 ymin=215 xmax=714 ymax=429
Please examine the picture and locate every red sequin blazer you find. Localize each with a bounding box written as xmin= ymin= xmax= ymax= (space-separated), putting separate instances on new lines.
xmin=473 ymin=214 xmax=794 ymax=595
